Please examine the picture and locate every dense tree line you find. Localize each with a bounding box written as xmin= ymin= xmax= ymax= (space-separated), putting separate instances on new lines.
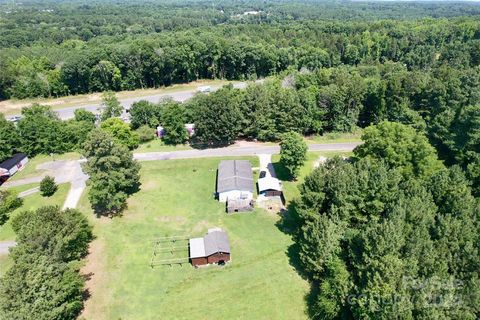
xmin=1 ymin=15 xmax=480 ymax=99
xmin=2 ymin=0 xmax=480 ymax=49
xmin=293 ymin=122 xmax=479 ymax=319
xmin=2 ymin=58 xmax=479 ymax=192
xmin=0 ymin=206 xmax=93 ymax=319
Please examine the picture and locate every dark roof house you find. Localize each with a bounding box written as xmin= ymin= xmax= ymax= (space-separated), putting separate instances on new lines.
xmin=217 ymin=160 xmax=254 ymax=193
xmin=0 ymin=153 xmax=28 ymax=171
xmin=0 ymin=153 xmax=28 ymax=181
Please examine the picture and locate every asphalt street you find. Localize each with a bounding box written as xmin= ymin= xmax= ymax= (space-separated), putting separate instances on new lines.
xmin=133 ymin=142 xmax=361 ymax=161
xmin=14 ymin=82 xmax=248 ymax=120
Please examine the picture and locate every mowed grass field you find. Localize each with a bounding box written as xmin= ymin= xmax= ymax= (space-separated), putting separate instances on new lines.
xmin=79 ymin=157 xmax=311 ymax=320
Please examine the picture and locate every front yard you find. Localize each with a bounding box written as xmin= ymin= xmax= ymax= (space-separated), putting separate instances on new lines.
xmin=79 ymin=156 xmax=311 ymax=320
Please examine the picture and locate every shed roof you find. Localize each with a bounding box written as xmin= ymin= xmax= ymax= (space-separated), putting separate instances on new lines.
xmin=189 ymin=237 xmax=206 ymax=259
xmin=258 ymin=177 xmax=282 ymax=192
xmin=217 ymin=160 xmax=254 ymax=193
xmin=204 ymin=230 xmax=231 ymax=256
xmin=0 ymin=153 xmax=27 ymax=171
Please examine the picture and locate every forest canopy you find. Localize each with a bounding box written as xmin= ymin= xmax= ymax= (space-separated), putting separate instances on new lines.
xmin=1 ymin=0 xmax=480 ymax=99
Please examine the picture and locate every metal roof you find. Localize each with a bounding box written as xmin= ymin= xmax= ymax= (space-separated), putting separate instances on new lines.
xmin=189 ymin=237 xmax=206 ymax=258
xmin=0 ymin=153 xmax=27 ymax=171
xmin=217 ymin=160 xmax=254 ymax=193
xmin=258 ymin=177 xmax=282 ymax=192
xmin=204 ymin=230 xmax=231 ymax=256
xmin=189 ymin=229 xmax=231 ymax=259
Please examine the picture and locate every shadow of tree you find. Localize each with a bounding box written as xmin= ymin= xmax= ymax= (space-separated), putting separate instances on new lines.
xmin=189 ymin=138 xmax=233 ymax=150
xmin=272 ymin=160 xmax=292 ymax=182
xmin=275 ymin=199 xmax=319 ymax=319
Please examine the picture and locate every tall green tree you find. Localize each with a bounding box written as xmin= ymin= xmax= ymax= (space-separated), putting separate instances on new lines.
xmin=74 ymin=108 xmax=96 ymax=123
xmin=0 ymin=206 xmax=93 ymax=320
xmin=129 ymin=100 xmax=162 ymax=129
xmin=354 ymin=121 xmax=443 ymax=178
xmin=17 ymin=104 xmax=68 ymax=156
xmin=100 ymin=92 xmax=123 ymax=121
xmin=161 ymin=101 xmax=188 ymax=145
xmin=191 ymin=85 xmax=243 ymax=145
xmin=0 ymin=190 xmax=22 ymax=225
xmin=100 ymin=118 xmax=140 ymax=150
xmin=279 ymin=131 xmax=308 ymax=179
xmin=0 ymin=114 xmax=21 ymax=162
xmin=295 ymin=157 xmax=479 ymax=319
xmin=82 ymin=129 xmax=140 ymax=215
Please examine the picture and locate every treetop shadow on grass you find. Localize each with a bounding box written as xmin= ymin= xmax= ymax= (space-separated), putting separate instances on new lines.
xmin=273 ymin=159 xmax=319 ymax=319
xmin=189 ymin=138 xmax=233 ymax=150
xmin=275 ymin=200 xmax=319 ymax=319
xmin=272 ymin=160 xmax=293 ymax=182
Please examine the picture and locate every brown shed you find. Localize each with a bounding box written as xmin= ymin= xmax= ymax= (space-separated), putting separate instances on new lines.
xmin=189 ymin=228 xmax=231 ymax=267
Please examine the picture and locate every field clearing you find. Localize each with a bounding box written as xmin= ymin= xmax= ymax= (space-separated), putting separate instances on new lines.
xmin=79 ymin=156 xmax=312 ymax=320
xmin=0 ymin=79 xmax=233 ymax=116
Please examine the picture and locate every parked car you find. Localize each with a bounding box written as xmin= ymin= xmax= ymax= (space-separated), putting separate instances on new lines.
xmin=259 ymin=170 xmax=267 ymax=179
xmin=8 ymin=115 xmax=22 ymax=122
xmin=197 ymin=86 xmax=211 ymax=93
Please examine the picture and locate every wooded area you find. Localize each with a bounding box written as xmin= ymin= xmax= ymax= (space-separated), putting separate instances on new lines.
xmin=0 ymin=1 xmax=479 ymax=319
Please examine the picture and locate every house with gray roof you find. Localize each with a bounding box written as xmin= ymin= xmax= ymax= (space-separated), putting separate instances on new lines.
xmin=216 ymin=160 xmax=254 ymax=210
xmin=189 ymin=228 xmax=231 ymax=267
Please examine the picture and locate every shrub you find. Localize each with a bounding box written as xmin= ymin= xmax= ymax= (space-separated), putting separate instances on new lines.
xmin=40 ymin=176 xmax=57 ymax=197
xmin=136 ymin=125 xmax=155 ymax=143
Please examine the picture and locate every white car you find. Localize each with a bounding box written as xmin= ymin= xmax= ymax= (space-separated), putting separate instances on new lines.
xmin=197 ymin=86 xmax=212 ymax=93
xmin=8 ymin=116 xmax=22 ymax=122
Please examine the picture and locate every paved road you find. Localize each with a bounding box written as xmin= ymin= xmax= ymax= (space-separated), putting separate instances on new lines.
xmin=13 ymin=82 xmax=248 ymax=120
xmin=134 ymin=142 xmax=361 ymax=161
xmin=0 ymin=241 xmax=16 ymax=255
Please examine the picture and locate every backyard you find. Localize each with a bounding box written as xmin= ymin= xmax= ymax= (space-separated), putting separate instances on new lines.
xmin=0 ymin=150 xmax=350 ymax=318
xmin=78 ymin=156 xmax=318 ymax=320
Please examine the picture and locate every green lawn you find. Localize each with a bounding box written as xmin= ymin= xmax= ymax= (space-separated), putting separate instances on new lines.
xmin=0 ymin=183 xmax=70 ymax=241
xmin=135 ymin=139 xmax=192 ymax=153
xmin=79 ymin=156 xmax=311 ymax=320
